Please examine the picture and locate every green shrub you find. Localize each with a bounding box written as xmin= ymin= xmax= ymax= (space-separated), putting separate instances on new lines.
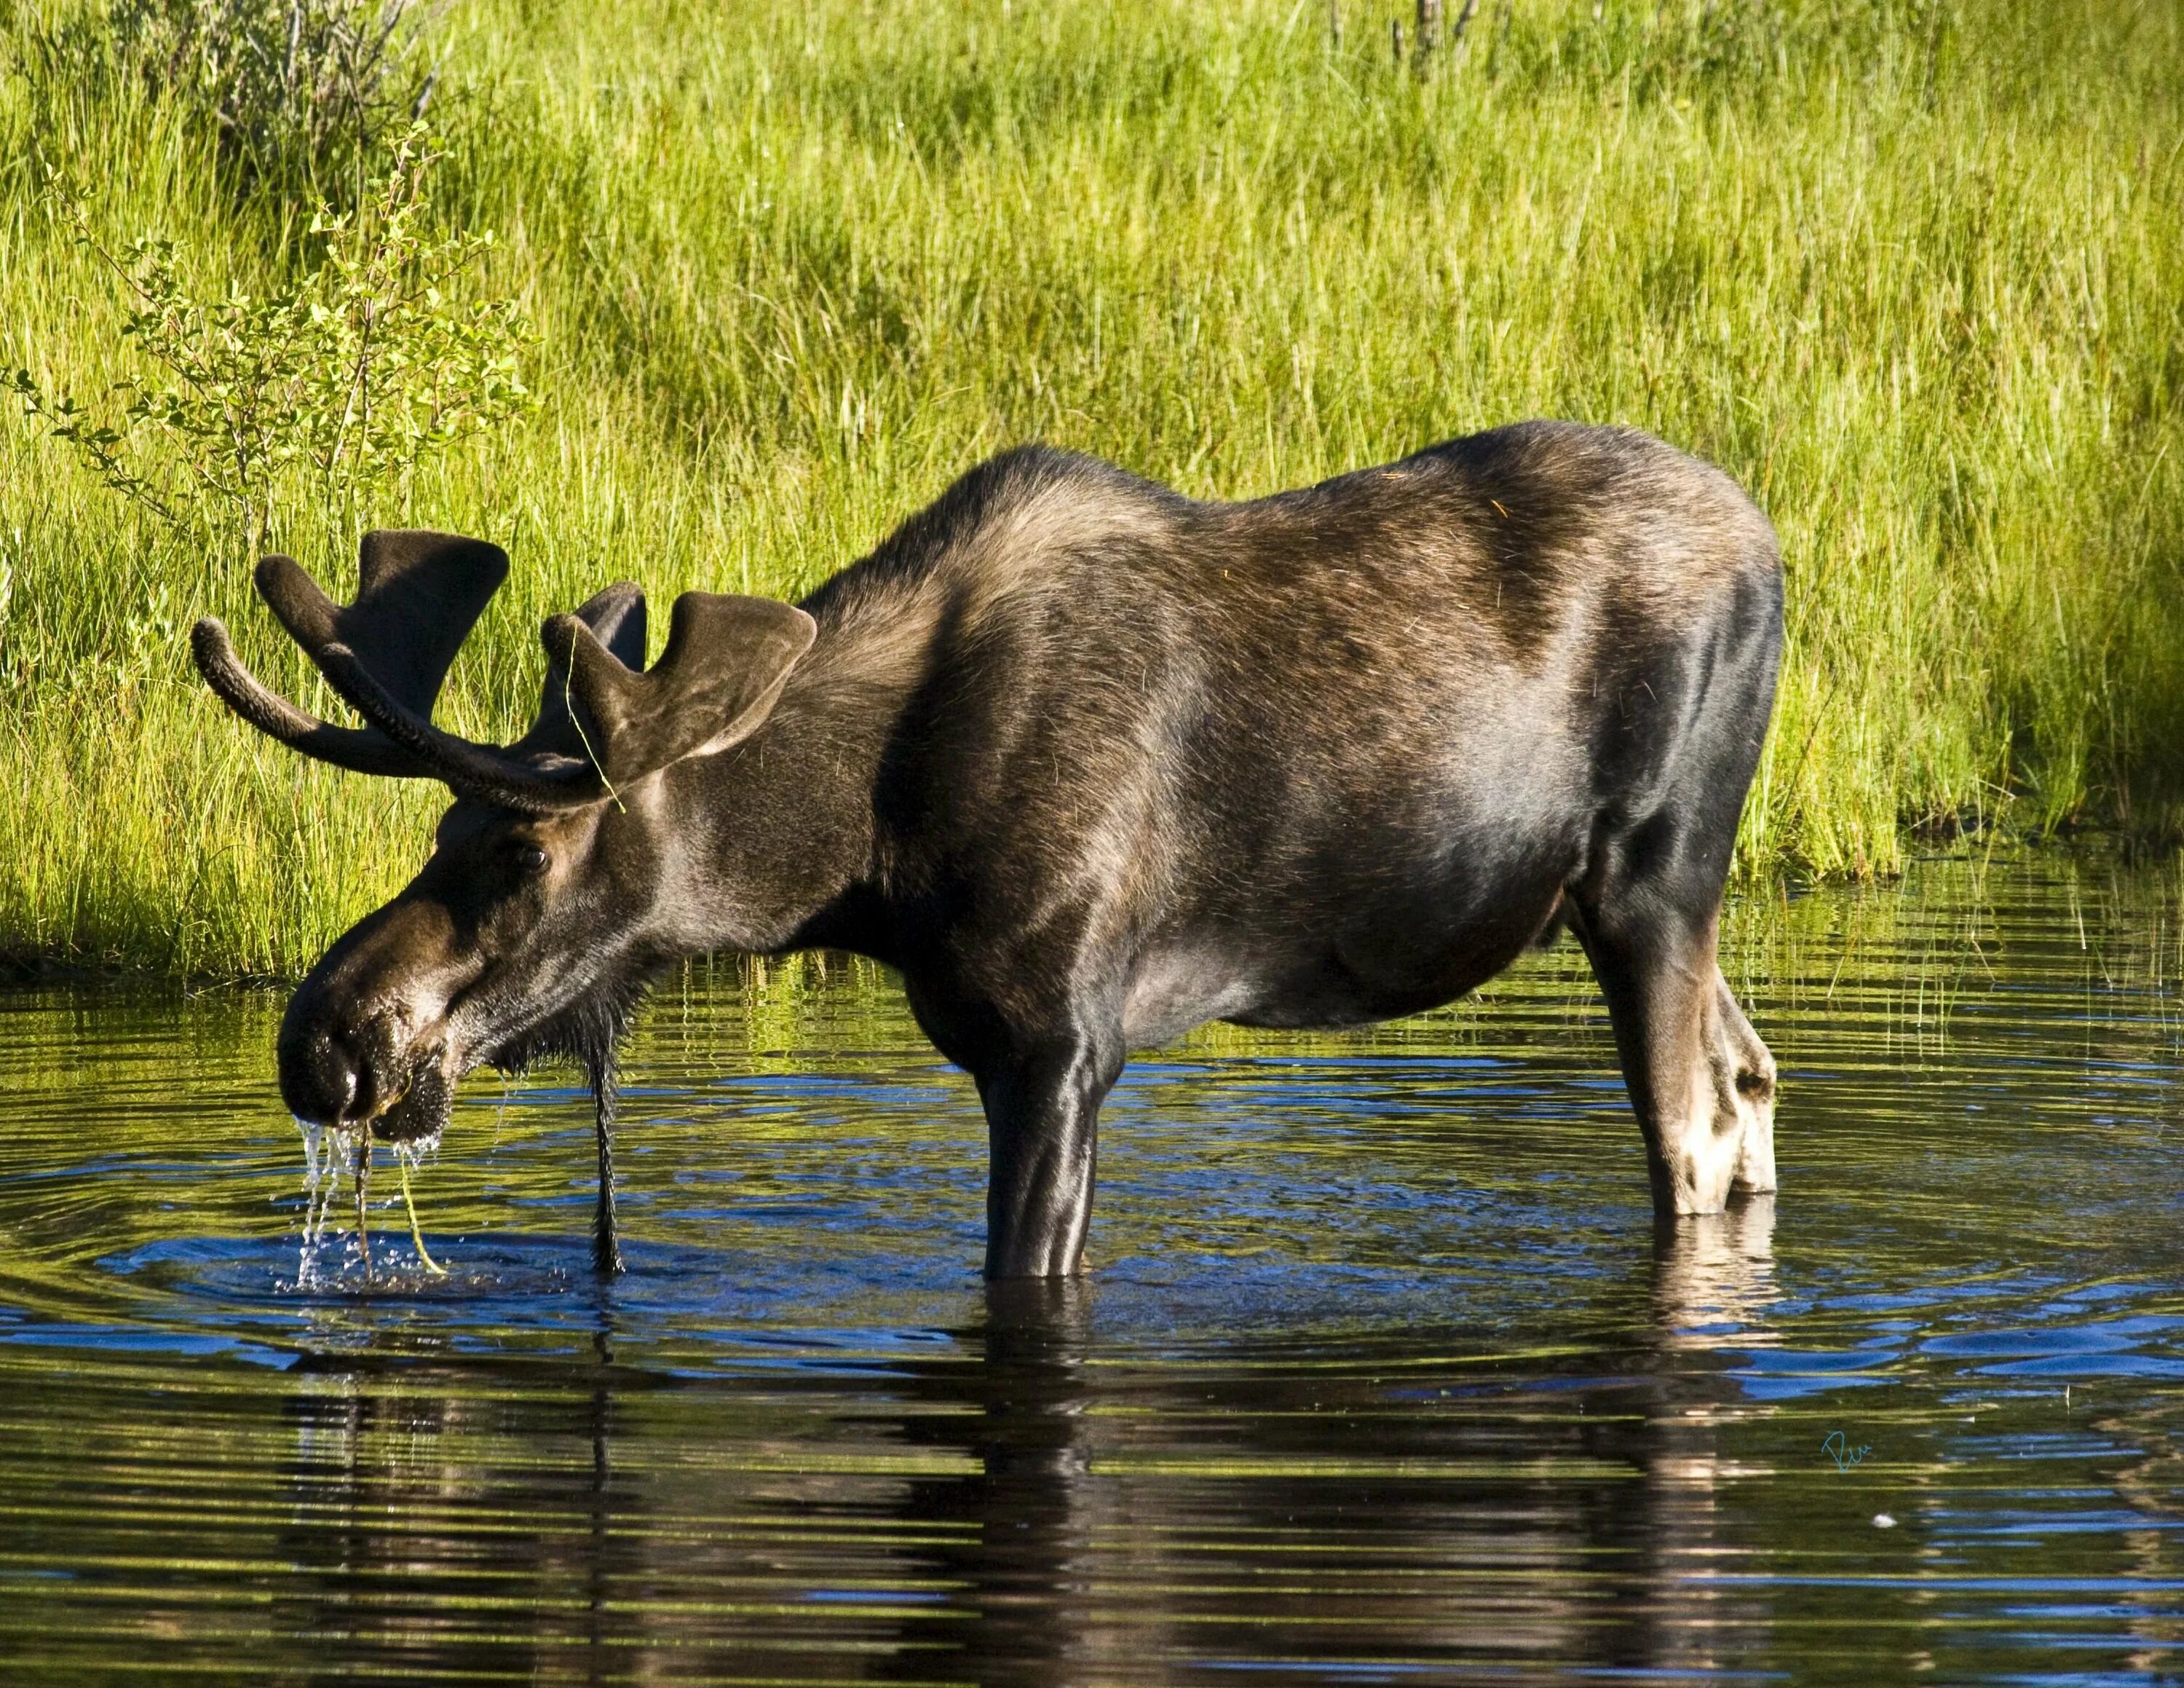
xmin=10 ymin=125 xmax=534 ymax=555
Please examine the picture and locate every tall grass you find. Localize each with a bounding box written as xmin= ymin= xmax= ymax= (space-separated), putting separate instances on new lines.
xmin=1 ymin=0 xmax=2180 ymax=976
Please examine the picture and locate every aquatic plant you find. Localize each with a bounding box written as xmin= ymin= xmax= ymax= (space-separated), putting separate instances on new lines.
xmin=395 ymin=1148 xmax=447 ymax=1274
xmin=0 ymin=0 xmax=2180 ymax=977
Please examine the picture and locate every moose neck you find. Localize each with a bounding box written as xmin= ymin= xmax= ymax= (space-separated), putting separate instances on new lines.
xmin=660 ymin=583 xmax=933 ymax=966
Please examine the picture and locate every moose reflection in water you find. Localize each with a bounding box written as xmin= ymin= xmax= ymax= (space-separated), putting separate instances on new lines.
xmin=191 ymin=423 xmax=1783 ymax=1277
xmin=253 ymin=1212 xmax=1789 ymax=1684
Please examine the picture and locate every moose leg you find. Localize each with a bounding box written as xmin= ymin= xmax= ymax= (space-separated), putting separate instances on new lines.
xmin=975 ymin=1035 xmax=1123 ymax=1279
xmin=1576 ymin=904 xmax=1776 ymax=1217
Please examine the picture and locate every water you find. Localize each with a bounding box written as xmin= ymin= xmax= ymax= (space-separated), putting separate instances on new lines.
xmin=2 ymin=853 xmax=2183 ymax=1684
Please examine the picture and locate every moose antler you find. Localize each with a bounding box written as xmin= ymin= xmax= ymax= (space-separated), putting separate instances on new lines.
xmin=193 ymin=530 xmax=818 ymax=812
xmin=194 ymin=529 xmax=602 ymax=811
xmin=507 ymin=583 xmax=646 ymax=765
xmin=545 ymin=592 xmax=818 ymax=789
xmin=193 ymin=530 xmax=509 ymax=783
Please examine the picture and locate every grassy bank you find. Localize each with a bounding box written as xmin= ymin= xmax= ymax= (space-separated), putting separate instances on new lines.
xmin=1 ymin=0 xmax=2180 ymax=977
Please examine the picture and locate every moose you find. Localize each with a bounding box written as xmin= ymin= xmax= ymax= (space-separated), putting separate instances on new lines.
xmin=193 ymin=422 xmax=1783 ymax=1279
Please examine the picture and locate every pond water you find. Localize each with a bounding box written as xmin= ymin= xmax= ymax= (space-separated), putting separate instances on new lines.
xmin=2 ymin=853 xmax=2183 ymax=1684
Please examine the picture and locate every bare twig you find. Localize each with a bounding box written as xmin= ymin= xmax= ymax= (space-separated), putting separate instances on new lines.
xmin=107 ymin=0 xmax=444 ymax=183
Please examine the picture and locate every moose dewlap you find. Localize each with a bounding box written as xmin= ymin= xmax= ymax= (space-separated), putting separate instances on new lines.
xmin=194 ymin=422 xmax=1783 ymax=1279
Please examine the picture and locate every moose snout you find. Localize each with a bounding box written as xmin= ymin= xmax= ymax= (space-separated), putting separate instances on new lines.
xmin=276 ymin=893 xmax=469 ymax=1128
xmin=277 ymin=1008 xmax=422 ymax=1126
xmin=277 ymin=943 xmax=446 ymax=1127
xmin=277 ymin=1009 xmax=454 ymax=1141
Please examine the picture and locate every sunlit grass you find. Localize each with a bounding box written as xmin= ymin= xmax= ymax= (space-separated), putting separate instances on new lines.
xmin=1 ymin=0 xmax=2180 ymax=975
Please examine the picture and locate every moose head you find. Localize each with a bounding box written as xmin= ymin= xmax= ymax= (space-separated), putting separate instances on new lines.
xmin=192 ymin=531 xmax=816 ymax=1170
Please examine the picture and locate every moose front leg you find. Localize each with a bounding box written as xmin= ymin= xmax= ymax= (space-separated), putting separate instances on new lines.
xmin=976 ymin=1034 xmax=1123 ymax=1279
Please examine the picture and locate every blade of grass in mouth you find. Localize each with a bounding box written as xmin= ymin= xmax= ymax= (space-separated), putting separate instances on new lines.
xmin=398 ymin=1154 xmax=448 ymax=1276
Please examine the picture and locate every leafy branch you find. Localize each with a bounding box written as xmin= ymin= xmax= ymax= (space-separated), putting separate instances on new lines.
xmin=9 ymin=125 xmax=535 ymax=553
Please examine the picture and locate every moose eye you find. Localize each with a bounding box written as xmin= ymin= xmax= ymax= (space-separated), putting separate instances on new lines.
xmin=509 ymin=842 xmax=551 ymax=877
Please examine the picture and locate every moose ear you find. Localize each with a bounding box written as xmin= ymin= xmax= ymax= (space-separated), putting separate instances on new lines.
xmin=542 ymin=593 xmax=817 ymax=787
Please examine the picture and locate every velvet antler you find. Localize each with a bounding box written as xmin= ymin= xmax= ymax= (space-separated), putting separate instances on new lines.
xmin=192 ymin=531 xmax=816 ymax=811
xmin=194 ymin=531 xmax=509 ymax=784
xmin=544 ymin=591 xmax=817 ymax=789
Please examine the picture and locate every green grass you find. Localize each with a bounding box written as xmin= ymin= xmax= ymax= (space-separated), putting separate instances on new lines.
xmin=1 ymin=0 xmax=2180 ymax=976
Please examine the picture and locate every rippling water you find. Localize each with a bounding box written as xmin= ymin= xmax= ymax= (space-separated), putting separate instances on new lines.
xmin=3 ymin=853 xmax=2183 ymax=1683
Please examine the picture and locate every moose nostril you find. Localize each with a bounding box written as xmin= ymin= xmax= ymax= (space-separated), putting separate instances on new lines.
xmin=316 ymin=1036 xmax=361 ymax=1121
xmin=280 ymin=1028 xmax=361 ymax=1125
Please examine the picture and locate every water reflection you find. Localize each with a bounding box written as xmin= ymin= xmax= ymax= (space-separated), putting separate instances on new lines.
xmin=4 ymin=854 xmax=2184 ymax=1681
xmin=276 ymin=1317 xmax=661 ymax=1681
xmin=1643 ymin=1202 xmax=1781 ymax=1680
xmin=876 ymin=1229 xmax=1796 ymax=1684
xmin=251 ymin=1238 xmax=1798 ymax=1685
xmin=881 ymin=1281 xmax=1099 ymax=1685
xmin=1655 ymin=1196 xmax=1779 ymax=1350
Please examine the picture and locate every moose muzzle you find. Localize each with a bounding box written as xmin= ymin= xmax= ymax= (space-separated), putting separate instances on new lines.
xmin=277 ymin=898 xmax=469 ymax=1143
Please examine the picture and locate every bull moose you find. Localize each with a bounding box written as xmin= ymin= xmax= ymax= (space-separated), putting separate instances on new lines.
xmin=192 ymin=422 xmax=1783 ymax=1279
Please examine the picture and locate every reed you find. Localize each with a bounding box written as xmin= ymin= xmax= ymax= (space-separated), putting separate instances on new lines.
xmin=1 ymin=0 xmax=2179 ymax=976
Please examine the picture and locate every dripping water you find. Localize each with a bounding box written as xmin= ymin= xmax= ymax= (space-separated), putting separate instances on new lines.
xmin=293 ymin=1117 xmax=446 ymax=1287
